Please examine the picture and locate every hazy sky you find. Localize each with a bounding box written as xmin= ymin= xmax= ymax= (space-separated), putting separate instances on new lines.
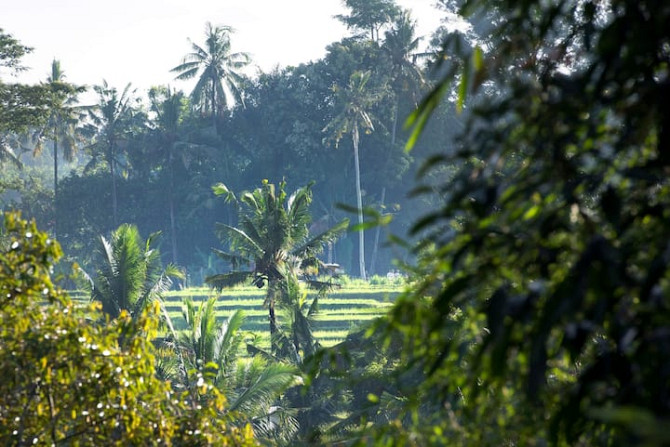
xmin=3 ymin=0 xmax=444 ymax=99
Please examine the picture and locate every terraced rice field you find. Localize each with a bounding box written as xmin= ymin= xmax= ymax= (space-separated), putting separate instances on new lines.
xmin=162 ymin=286 xmax=400 ymax=347
xmin=68 ymin=285 xmax=401 ymax=347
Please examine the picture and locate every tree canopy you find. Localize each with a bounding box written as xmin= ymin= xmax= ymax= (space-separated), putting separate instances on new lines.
xmin=372 ymin=0 xmax=670 ymax=444
xmin=0 ymin=29 xmax=51 ymax=139
xmin=0 ymin=212 xmax=257 ymax=446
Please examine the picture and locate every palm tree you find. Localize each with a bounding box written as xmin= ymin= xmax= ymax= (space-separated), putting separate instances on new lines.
xmin=177 ymin=297 xmax=245 ymax=380
xmin=165 ymin=297 xmax=300 ymax=442
xmin=32 ymin=60 xmax=85 ymax=238
xmin=282 ymin=272 xmax=322 ymax=361
xmin=369 ymin=11 xmax=425 ymax=275
xmin=171 ymin=23 xmax=250 ymax=130
xmin=82 ymin=223 xmax=183 ymax=320
xmin=206 ymin=180 xmax=349 ymax=349
xmin=82 ymin=81 xmax=141 ymax=226
xmin=382 ymin=10 xmax=425 ymax=145
xmin=147 ymin=87 xmax=186 ymax=265
xmin=323 ymin=71 xmax=383 ymax=280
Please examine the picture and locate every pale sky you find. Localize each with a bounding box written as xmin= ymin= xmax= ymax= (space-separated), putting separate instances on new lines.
xmin=2 ymin=0 xmax=444 ymax=99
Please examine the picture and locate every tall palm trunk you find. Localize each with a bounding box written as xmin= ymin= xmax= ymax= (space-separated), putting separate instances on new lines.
xmin=369 ymin=187 xmax=385 ymax=275
xmin=368 ymin=97 xmax=400 ymax=275
xmin=267 ymin=285 xmax=279 ymax=354
xmin=52 ymin=128 xmax=59 ymax=240
xmin=353 ymin=126 xmax=366 ymax=280
xmin=168 ymin=147 xmax=178 ymax=265
xmin=107 ymin=141 xmax=118 ymax=226
xmin=169 ymin=191 xmax=178 ymax=266
xmin=211 ymin=76 xmax=217 ymax=134
xmin=391 ymin=97 xmax=399 ymax=146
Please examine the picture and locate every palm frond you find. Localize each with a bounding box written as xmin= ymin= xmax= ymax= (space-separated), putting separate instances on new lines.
xmin=212 ymin=182 xmax=237 ymax=203
xmin=228 ymin=359 xmax=299 ymax=414
xmin=246 ymin=344 xmax=277 ymax=363
xmin=293 ymin=218 xmax=349 ymax=259
xmin=205 ymin=271 xmax=253 ymax=291
xmin=213 ymin=309 xmax=246 ymax=377
xmin=211 ymin=248 xmax=250 ymax=270
xmin=251 ymin=405 xmax=300 ymax=444
xmin=217 ymin=223 xmax=265 ymax=256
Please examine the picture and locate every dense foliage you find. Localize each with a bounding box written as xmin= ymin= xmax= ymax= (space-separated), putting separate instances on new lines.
xmin=0 ymin=29 xmax=51 ymax=164
xmin=0 ymin=212 xmax=256 ymax=445
xmin=1 ymin=10 xmax=449 ymax=279
xmin=2 ymin=0 xmax=669 ymax=444
xmin=365 ymin=0 xmax=670 ymax=445
xmin=208 ymin=180 xmax=348 ymax=358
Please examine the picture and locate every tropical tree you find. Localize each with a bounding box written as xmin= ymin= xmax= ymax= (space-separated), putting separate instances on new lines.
xmin=281 ymin=271 xmax=322 ymax=361
xmin=165 ymin=297 xmax=300 ymax=442
xmin=206 ymin=180 xmax=349 ymax=349
xmin=382 ymin=10 xmax=425 ymax=145
xmin=172 ymin=22 xmax=250 ymax=130
xmin=176 ymin=298 xmax=245 ymax=381
xmin=0 ymin=212 xmax=257 ymax=446
xmin=82 ymin=223 xmax=183 ymax=321
xmin=82 ymin=81 xmax=142 ymax=226
xmin=147 ymin=86 xmax=188 ymax=264
xmin=323 ymin=71 xmax=383 ymax=280
xmin=336 ymin=0 xmax=401 ymax=42
xmin=31 ymin=60 xmax=85 ymax=238
xmin=0 ymin=29 xmax=50 ymax=165
xmin=361 ymin=0 xmax=670 ymax=444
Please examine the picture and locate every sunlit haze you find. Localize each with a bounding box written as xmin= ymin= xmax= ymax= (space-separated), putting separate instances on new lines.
xmin=3 ymin=0 xmax=443 ymax=101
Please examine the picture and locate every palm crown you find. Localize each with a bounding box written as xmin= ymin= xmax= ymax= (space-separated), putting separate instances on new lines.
xmin=207 ymin=180 xmax=348 ymax=290
xmin=83 ymin=224 xmax=183 ymax=320
xmin=206 ymin=180 xmax=348 ymax=348
xmin=172 ymin=22 xmax=250 ymax=119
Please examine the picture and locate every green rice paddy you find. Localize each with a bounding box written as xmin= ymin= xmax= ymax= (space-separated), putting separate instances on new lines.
xmin=71 ymin=285 xmax=402 ymax=347
xmin=162 ymin=285 xmax=400 ymax=347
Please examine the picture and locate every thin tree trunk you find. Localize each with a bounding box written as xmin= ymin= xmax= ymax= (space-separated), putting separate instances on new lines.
xmin=169 ymin=195 xmax=178 ymax=265
xmin=168 ymin=147 xmax=178 ymax=265
xmin=353 ymin=128 xmax=366 ymax=280
xmin=211 ymin=77 xmax=217 ymax=134
xmin=269 ymin=302 xmax=277 ymax=336
xmin=53 ymin=131 xmax=58 ymax=240
xmin=109 ymin=144 xmax=118 ymax=226
xmin=268 ymin=289 xmax=278 ymax=355
xmin=391 ymin=98 xmax=399 ymax=146
xmin=369 ymin=186 xmax=385 ymax=276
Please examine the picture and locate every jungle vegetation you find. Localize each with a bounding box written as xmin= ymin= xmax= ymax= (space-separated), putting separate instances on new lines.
xmin=1 ymin=0 xmax=669 ymax=445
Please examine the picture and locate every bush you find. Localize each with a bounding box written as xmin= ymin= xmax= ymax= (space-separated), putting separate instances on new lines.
xmin=0 ymin=212 xmax=257 ymax=446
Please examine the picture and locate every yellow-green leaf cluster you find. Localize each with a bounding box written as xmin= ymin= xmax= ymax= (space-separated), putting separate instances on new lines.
xmin=0 ymin=212 xmax=257 ymax=446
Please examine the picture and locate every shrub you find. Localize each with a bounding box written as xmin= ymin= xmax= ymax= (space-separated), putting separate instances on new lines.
xmin=0 ymin=212 xmax=257 ymax=446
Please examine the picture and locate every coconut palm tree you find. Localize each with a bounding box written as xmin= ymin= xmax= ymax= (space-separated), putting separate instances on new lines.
xmin=382 ymin=10 xmax=426 ymax=145
xmin=82 ymin=81 xmax=142 ymax=226
xmin=282 ymin=271 xmax=322 ymax=361
xmin=82 ymin=223 xmax=183 ymax=320
xmin=368 ymin=11 xmax=425 ymax=275
xmin=171 ymin=23 xmax=250 ymax=130
xmin=165 ymin=296 xmax=300 ymax=442
xmin=147 ymin=86 xmax=187 ymax=265
xmin=178 ymin=297 xmax=245 ymax=378
xmin=32 ymin=60 xmax=85 ymax=238
xmin=206 ymin=180 xmax=349 ymax=349
xmin=323 ymin=71 xmax=384 ymax=280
